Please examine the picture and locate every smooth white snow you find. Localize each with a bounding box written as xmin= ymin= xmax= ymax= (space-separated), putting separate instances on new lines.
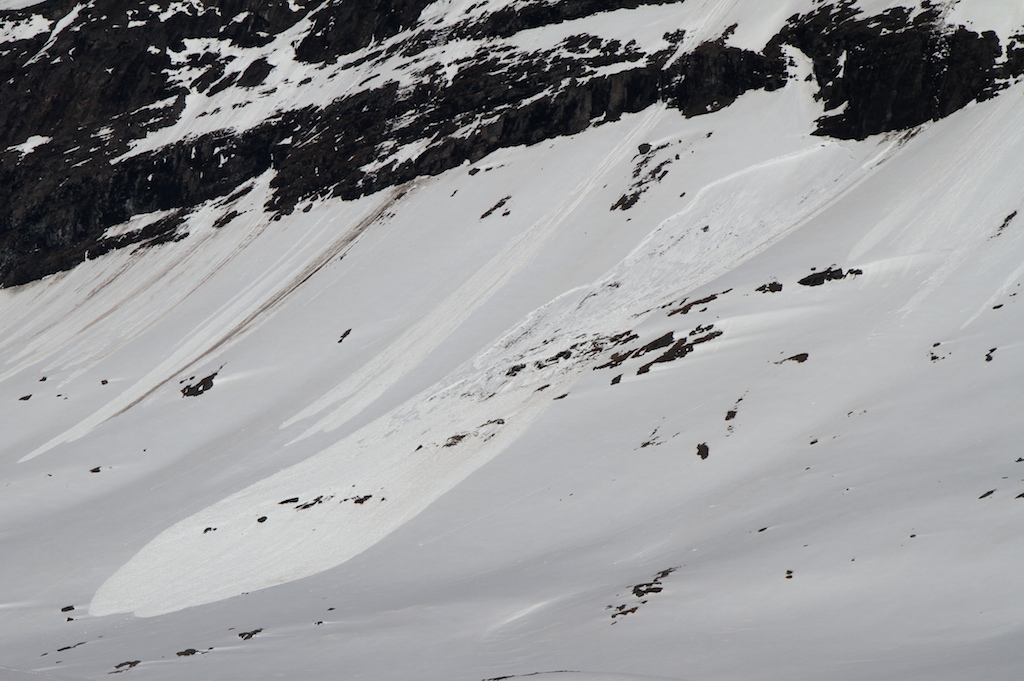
xmin=4 ymin=2 xmax=1024 ymax=680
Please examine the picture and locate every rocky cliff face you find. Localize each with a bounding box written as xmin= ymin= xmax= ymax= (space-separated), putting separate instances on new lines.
xmin=1 ymin=0 xmax=1021 ymax=287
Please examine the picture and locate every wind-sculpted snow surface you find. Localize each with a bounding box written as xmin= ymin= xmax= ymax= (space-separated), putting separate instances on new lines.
xmin=4 ymin=1 xmax=1024 ymax=681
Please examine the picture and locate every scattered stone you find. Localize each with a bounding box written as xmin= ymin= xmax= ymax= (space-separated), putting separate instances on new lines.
xmin=238 ymin=628 xmax=262 ymax=641
xmin=506 ymin=363 xmax=526 ymax=377
xmin=257 ymin=516 xmax=268 ymax=523
xmin=481 ymin=195 xmax=511 ymax=219
xmin=444 ymin=434 xmax=467 ymax=447
xmin=696 ymin=443 xmax=709 ymax=460
xmin=668 ymin=292 xmax=722 ymax=316
xmin=181 ymin=371 xmax=218 ymax=397
xmin=110 ymin=660 xmax=140 ymax=673
xmin=775 ymin=353 xmax=809 ymax=364
xmin=637 ymin=328 xmax=722 ymax=374
xmin=798 ymin=266 xmax=849 ymax=286
xmin=994 ymin=210 xmax=1017 ymax=237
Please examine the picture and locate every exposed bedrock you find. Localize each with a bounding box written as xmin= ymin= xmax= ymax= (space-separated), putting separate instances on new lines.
xmin=1 ymin=0 xmax=1021 ymax=286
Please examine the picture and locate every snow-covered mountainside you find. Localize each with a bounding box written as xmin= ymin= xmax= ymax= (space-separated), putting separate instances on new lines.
xmin=3 ymin=0 xmax=1024 ymax=679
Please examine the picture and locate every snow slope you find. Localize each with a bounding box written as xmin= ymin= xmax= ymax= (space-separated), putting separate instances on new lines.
xmin=3 ymin=1 xmax=1024 ymax=680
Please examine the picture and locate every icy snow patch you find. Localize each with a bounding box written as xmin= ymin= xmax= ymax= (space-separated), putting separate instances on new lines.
xmin=0 ymin=12 xmax=50 ymax=44
xmin=24 ymin=2 xmax=85 ymax=65
xmin=6 ymin=134 xmax=50 ymax=157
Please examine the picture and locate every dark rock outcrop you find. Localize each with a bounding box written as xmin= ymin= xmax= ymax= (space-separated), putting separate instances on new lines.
xmin=2 ymin=0 xmax=1023 ymax=287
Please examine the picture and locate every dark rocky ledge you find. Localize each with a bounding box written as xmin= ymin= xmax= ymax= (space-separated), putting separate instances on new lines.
xmin=1 ymin=0 xmax=1022 ymax=287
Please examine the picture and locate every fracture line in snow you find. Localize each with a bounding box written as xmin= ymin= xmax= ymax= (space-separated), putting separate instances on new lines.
xmin=281 ymin=105 xmax=668 ymax=441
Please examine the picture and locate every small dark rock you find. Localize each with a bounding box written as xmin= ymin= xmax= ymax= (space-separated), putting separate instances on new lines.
xmin=756 ymin=281 xmax=783 ymax=293
xmin=506 ymin=363 xmax=526 ymax=377
xmin=237 ymin=58 xmax=274 ymax=88
xmin=444 ymin=434 xmax=467 ymax=447
xmin=798 ymin=266 xmax=848 ymax=286
xmin=112 ymin=661 xmax=140 ymax=672
xmin=776 ymin=353 xmax=809 ymax=364
xmin=181 ymin=371 xmax=218 ymax=397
